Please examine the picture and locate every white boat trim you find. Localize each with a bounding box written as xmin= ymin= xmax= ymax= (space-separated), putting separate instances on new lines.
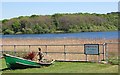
xmin=5 ymin=54 xmax=38 ymax=63
xmin=16 ymin=62 xmax=40 ymax=67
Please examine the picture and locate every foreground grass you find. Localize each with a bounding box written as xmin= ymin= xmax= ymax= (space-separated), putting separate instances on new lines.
xmin=0 ymin=59 xmax=118 ymax=73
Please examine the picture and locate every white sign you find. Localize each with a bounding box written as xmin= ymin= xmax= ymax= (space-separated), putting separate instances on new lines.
xmin=84 ymin=44 xmax=99 ymax=55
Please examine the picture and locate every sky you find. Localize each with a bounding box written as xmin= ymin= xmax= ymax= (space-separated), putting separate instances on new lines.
xmin=1 ymin=0 xmax=119 ymax=2
xmin=1 ymin=2 xmax=118 ymax=20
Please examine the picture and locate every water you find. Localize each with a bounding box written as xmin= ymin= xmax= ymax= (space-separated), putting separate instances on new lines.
xmin=1 ymin=31 xmax=119 ymax=39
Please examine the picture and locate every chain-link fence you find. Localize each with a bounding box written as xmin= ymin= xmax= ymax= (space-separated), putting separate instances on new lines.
xmin=0 ymin=42 xmax=119 ymax=63
xmin=0 ymin=44 xmax=105 ymax=62
xmin=105 ymin=42 xmax=119 ymax=65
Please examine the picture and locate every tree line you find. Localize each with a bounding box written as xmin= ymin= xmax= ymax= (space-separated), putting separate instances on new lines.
xmin=1 ymin=12 xmax=118 ymax=34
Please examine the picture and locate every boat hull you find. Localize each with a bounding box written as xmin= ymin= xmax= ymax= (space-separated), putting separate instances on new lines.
xmin=3 ymin=54 xmax=41 ymax=69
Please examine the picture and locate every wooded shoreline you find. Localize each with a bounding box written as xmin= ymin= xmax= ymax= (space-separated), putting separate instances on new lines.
xmin=1 ymin=12 xmax=118 ymax=35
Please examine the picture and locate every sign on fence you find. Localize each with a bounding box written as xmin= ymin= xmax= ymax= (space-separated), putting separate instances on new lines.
xmin=84 ymin=44 xmax=99 ymax=55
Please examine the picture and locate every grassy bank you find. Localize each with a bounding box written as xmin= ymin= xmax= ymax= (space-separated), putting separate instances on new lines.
xmin=0 ymin=59 xmax=118 ymax=73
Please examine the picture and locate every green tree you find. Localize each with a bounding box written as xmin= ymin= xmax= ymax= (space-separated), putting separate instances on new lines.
xmin=12 ymin=21 xmax=21 ymax=33
xmin=33 ymin=24 xmax=44 ymax=34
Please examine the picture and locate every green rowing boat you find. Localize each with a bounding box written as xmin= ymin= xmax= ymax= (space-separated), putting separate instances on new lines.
xmin=3 ymin=54 xmax=54 ymax=69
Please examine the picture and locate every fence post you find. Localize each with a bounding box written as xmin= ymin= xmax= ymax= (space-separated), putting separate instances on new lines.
xmin=45 ymin=45 xmax=48 ymax=55
xmin=86 ymin=54 xmax=87 ymax=61
xmin=64 ymin=45 xmax=66 ymax=61
xmin=105 ymin=43 xmax=108 ymax=63
xmin=98 ymin=55 xmax=100 ymax=63
xmin=1 ymin=45 xmax=3 ymax=54
xmin=14 ymin=45 xmax=16 ymax=56
xmin=29 ymin=45 xmax=31 ymax=52
xmin=1 ymin=45 xmax=3 ymax=57
xmin=103 ymin=43 xmax=106 ymax=61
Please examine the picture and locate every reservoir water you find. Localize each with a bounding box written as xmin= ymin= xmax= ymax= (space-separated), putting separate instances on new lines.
xmin=1 ymin=31 xmax=119 ymax=39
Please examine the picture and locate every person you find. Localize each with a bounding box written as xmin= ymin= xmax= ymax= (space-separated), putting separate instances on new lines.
xmin=37 ymin=48 xmax=44 ymax=62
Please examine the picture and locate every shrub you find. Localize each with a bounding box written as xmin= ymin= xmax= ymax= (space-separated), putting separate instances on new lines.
xmin=15 ymin=32 xmax=22 ymax=34
xmin=4 ymin=29 xmax=14 ymax=34
xmin=26 ymin=28 xmax=33 ymax=34
xmin=23 ymin=51 xmax=36 ymax=60
xmin=108 ymin=57 xmax=119 ymax=65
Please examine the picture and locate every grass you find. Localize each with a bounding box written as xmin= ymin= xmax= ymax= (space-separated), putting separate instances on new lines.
xmin=108 ymin=57 xmax=119 ymax=65
xmin=0 ymin=58 xmax=118 ymax=73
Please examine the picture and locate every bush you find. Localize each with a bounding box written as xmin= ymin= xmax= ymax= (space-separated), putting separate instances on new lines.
xmin=26 ymin=28 xmax=33 ymax=34
xmin=16 ymin=32 xmax=22 ymax=34
xmin=4 ymin=29 xmax=14 ymax=34
xmin=23 ymin=51 xmax=36 ymax=60
xmin=68 ymin=29 xmax=77 ymax=33
xmin=108 ymin=58 xmax=119 ymax=65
